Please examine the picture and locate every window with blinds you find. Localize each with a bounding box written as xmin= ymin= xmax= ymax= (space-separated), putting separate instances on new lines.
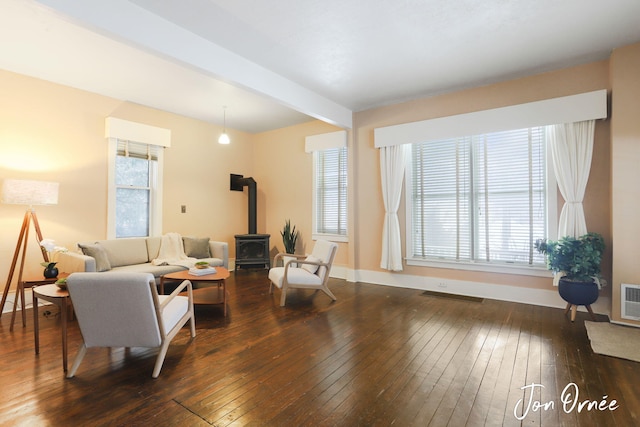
xmin=114 ymin=140 xmax=160 ymax=238
xmin=409 ymin=127 xmax=547 ymax=266
xmin=314 ymin=146 xmax=348 ymax=238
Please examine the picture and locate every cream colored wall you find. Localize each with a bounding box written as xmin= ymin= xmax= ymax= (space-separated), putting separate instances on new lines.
xmin=252 ymin=121 xmax=350 ymax=267
xmin=0 ymin=69 xmax=252 ymax=290
xmin=353 ymin=60 xmax=612 ymax=292
xmin=106 ymin=103 xmax=254 ymax=243
xmin=0 ymin=54 xmax=623 ymax=306
xmin=610 ymin=42 xmax=640 ymax=325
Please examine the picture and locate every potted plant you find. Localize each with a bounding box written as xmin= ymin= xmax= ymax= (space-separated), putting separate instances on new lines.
xmin=39 ymin=238 xmax=67 ymax=279
xmin=535 ymin=232 xmax=605 ymax=309
xmin=280 ymin=219 xmax=300 ymax=267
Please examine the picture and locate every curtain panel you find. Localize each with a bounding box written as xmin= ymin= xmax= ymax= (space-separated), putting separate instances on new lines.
xmin=380 ymin=144 xmax=409 ymax=271
xmin=547 ymin=120 xmax=595 ymax=238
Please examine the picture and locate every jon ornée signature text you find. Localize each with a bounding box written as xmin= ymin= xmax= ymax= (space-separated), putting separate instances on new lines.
xmin=514 ymin=383 xmax=619 ymax=420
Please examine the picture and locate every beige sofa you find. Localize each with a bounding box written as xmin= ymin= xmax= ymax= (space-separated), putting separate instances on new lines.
xmin=57 ymin=236 xmax=228 ymax=278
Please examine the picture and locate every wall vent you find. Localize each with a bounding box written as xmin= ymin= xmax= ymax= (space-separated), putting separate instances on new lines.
xmin=621 ymin=283 xmax=640 ymax=320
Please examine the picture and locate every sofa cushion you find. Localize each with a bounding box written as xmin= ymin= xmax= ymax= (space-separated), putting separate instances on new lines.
xmin=146 ymin=236 xmax=162 ymax=261
xmin=78 ymin=243 xmax=111 ymax=272
xmin=95 ymin=238 xmax=149 ymax=268
xmin=110 ymin=262 xmax=185 ymax=278
xmin=183 ymin=237 xmax=211 ymax=258
xmin=301 ymin=255 xmax=321 ymax=274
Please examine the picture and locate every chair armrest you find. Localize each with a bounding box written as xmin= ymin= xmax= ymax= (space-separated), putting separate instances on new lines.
xmin=273 ymin=252 xmax=307 ymax=264
xmin=209 ymin=241 xmax=229 ymax=269
xmin=159 ymin=279 xmax=193 ymax=310
xmin=290 ymin=259 xmax=329 ymax=269
xmin=57 ymin=251 xmax=96 ymax=273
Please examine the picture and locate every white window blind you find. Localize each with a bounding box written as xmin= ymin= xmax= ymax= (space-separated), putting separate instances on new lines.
xmin=114 ymin=140 xmax=160 ymax=238
xmin=409 ymin=127 xmax=547 ymax=266
xmin=314 ymin=146 xmax=348 ymax=237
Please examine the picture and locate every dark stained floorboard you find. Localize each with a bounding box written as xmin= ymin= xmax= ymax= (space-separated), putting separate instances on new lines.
xmin=0 ymin=269 xmax=638 ymax=426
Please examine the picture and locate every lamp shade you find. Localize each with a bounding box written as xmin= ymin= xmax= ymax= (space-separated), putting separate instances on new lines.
xmin=1 ymin=179 xmax=59 ymax=206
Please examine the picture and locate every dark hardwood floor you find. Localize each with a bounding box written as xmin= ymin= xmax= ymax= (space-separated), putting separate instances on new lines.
xmin=1 ymin=270 xmax=638 ymax=426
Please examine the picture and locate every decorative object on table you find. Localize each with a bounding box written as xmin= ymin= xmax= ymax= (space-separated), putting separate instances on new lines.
xmin=194 ymin=261 xmax=210 ymax=269
xmin=40 ymin=238 xmax=68 ymax=279
xmin=0 ymin=179 xmax=59 ymax=316
xmin=42 ymin=262 xmax=59 ymax=278
xmin=189 ymin=266 xmax=217 ymax=276
xmin=535 ymin=232 xmax=605 ymax=321
xmin=55 ymin=278 xmax=68 ymax=290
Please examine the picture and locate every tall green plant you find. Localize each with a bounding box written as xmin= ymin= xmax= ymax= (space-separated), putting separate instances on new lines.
xmin=281 ymin=219 xmax=299 ymax=254
xmin=535 ymin=232 xmax=605 ymax=282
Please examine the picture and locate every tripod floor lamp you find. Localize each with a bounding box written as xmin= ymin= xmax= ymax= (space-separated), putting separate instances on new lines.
xmin=0 ymin=179 xmax=59 ymax=317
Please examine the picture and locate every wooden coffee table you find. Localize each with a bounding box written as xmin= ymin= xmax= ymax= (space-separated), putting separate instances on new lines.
xmin=160 ymin=267 xmax=230 ymax=316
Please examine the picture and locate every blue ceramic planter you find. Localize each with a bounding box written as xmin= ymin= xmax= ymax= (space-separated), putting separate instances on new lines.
xmin=558 ymin=278 xmax=599 ymax=306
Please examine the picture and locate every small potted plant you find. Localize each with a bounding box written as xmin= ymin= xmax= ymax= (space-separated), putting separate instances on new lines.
xmin=39 ymin=238 xmax=67 ymax=279
xmin=280 ymin=219 xmax=300 ymax=266
xmin=535 ymin=232 xmax=605 ymax=308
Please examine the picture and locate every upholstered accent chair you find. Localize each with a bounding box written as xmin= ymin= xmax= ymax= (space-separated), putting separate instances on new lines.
xmin=268 ymin=239 xmax=338 ymax=306
xmin=65 ymin=272 xmax=195 ymax=378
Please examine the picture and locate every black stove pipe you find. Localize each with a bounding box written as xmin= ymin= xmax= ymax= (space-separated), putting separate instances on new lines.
xmin=230 ymin=174 xmax=257 ymax=234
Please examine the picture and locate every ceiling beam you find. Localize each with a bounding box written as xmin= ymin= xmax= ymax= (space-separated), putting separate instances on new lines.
xmin=34 ymin=0 xmax=353 ymax=129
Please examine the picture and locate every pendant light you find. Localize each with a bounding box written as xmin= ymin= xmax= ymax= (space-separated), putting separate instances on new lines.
xmin=218 ymin=106 xmax=230 ymax=144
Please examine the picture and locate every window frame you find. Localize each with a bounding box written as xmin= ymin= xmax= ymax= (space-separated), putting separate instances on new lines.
xmin=312 ymin=146 xmax=349 ymax=242
xmin=107 ymin=138 xmax=163 ymax=239
xmin=404 ymin=128 xmax=557 ymax=277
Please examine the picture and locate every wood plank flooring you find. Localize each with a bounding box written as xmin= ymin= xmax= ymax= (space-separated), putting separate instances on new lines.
xmin=1 ymin=269 xmax=638 ymax=426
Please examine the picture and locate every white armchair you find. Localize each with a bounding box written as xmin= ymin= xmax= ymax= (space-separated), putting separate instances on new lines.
xmin=268 ymin=240 xmax=338 ymax=306
xmin=65 ymin=272 xmax=195 ymax=378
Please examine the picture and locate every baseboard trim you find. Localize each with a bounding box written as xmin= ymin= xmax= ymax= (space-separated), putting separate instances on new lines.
xmin=1 ymin=289 xmax=47 ymax=315
xmin=610 ymin=319 xmax=640 ymax=328
xmin=330 ymin=267 xmax=611 ymax=316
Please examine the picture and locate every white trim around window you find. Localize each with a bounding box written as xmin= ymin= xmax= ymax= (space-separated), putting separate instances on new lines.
xmin=107 ymin=138 xmax=164 ymax=239
xmin=404 ymin=127 xmax=558 ymax=277
xmin=306 ymin=131 xmax=349 ymax=243
xmin=374 ymin=90 xmax=607 ymax=148
xmin=105 ymin=118 xmax=169 ymax=239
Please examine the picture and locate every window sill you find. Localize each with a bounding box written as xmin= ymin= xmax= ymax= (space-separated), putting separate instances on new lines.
xmin=312 ymin=233 xmax=348 ymax=243
xmin=405 ymin=257 xmax=552 ymax=278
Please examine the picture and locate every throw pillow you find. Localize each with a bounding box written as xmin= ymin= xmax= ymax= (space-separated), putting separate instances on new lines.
xmin=183 ymin=237 xmax=211 ymax=259
xmin=78 ymin=243 xmax=112 ymax=272
xmin=301 ymin=255 xmax=321 ymax=274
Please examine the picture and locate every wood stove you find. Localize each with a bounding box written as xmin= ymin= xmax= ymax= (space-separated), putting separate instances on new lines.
xmin=231 ymin=174 xmax=270 ymax=270
xmin=234 ymin=233 xmax=270 ymax=270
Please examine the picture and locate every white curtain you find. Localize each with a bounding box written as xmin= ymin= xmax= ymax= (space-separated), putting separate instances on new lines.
xmin=380 ymin=144 xmax=409 ymax=271
xmin=547 ymin=120 xmax=595 ymax=238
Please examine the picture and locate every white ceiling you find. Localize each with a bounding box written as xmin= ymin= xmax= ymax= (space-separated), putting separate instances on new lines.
xmin=2 ymin=0 xmax=640 ymax=133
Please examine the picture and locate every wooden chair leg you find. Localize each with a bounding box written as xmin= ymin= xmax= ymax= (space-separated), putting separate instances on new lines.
xmin=66 ymin=343 xmax=88 ymax=378
xmin=564 ymin=303 xmax=571 ymax=316
xmin=570 ymin=305 xmax=578 ymax=322
xmin=153 ymin=341 xmax=171 ymax=378
xmin=322 ymin=286 xmax=337 ymax=301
